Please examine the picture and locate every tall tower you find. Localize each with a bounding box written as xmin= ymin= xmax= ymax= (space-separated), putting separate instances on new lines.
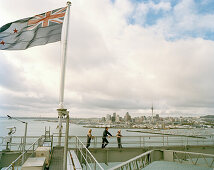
xmin=151 ymin=104 xmax=154 ymax=123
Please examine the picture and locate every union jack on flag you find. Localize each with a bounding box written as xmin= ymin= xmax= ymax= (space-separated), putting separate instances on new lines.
xmin=27 ymin=7 xmax=67 ymax=30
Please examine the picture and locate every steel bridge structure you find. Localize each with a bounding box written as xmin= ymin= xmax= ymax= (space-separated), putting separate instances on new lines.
xmin=1 ymin=134 xmax=214 ymax=170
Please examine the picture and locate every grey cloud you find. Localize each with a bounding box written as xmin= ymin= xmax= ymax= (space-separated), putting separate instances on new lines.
xmin=0 ymin=54 xmax=26 ymax=91
xmin=1 ymin=0 xmax=214 ymax=117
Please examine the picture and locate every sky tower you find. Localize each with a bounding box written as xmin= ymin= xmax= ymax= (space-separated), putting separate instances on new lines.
xmin=151 ymin=104 xmax=154 ymax=123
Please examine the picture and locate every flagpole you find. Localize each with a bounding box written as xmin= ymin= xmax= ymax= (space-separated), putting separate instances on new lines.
xmin=57 ymin=1 xmax=71 ymax=148
xmin=59 ymin=1 xmax=71 ymax=109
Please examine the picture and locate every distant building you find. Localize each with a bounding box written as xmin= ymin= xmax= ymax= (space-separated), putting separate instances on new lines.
xmin=155 ymin=114 xmax=160 ymax=120
xmin=124 ymin=112 xmax=131 ymax=122
xmin=112 ymin=112 xmax=116 ymax=122
xmin=140 ymin=116 xmax=145 ymax=122
xmin=119 ymin=117 xmax=122 ymax=121
xmin=133 ymin=117 xmax=140 ymax=123
xmin=106 ymin=114 xmax=111 ymax=122
xmin=116 ymin=115 xmax=120 ymax=122
xmin=101 ymin=117 xmax=106 ymax=122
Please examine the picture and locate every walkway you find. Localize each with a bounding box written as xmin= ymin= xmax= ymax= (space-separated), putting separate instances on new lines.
xmin=49 ymin=147 xmax=64 ymax=170
xmin=143 ymin=161 xmax=212 ymax=170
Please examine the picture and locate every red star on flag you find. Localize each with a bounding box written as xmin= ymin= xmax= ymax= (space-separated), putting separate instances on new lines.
xmin=13 ymin=28 xmax=18 ymax=33
xmin=0 ymin=41 xmax=5 ymax=45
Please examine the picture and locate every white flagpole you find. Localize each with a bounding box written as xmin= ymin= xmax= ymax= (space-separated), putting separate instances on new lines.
xmin=58 ymin=1 xmax=71 ymax=148
xmin=59 ymin=1 xmax=71 ymax=109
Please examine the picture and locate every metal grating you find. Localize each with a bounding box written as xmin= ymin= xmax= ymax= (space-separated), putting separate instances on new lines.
xmin=49 ymin=147 xmax=64 ymax=170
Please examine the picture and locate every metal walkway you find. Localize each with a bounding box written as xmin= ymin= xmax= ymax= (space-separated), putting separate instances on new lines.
xmin=143 ymin=161 xmax=213 ymax=170
xmin=110 ymin=150 xmax=214 ymax=170
xmin=1 ymin=134 xmax=214 ymax=170
xmin=49 ymin=147 xmax=64 ymax=170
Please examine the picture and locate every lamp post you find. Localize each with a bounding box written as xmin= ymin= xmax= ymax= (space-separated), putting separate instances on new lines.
xmin=7 ymin=115 xmax=28 ymax=164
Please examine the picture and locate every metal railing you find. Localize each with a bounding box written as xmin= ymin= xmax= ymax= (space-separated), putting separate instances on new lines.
xmin=109 ymin=149 xmax=214 ymax=170
xmin=53 ymin=135 xmax=214 ymax=149
xmin=75 ymin=136 xmax=104 ymax=170
xmin=172 ymin=150 xmax=214 ymax=168
xmin=0 ymin=136 xmax=45 ymax=151
xmin=5 ymin=136 xmax=43 ymax=170
xmin=1 ymin=134 xmax=214 ymax=152
xmin=2 ymin=134 xmax=214 ymax=170
xmin=110 ymin=150 xmax=154 ymax=170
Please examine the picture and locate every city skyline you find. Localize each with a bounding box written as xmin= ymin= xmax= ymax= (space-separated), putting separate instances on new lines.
xmin=1 ymin=0 xmax=214 ymax=118
xmin=0 ymin=111 xmax=211 ymax=119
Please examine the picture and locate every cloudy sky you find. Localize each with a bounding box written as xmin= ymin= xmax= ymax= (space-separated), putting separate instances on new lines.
xmin=0 ymin=0 xmax=214 ymax=118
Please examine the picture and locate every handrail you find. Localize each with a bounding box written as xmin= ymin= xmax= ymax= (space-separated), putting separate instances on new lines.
xmin=1 ymin=135 xmax=213 ymax=152
xmin=172 ymin=150 xmax=214 ymax=157
xmin=70 ymin=135 xmax=213 ymax=149
xmin=75 ymin=136 xmax=104 ymax=170
xmin=170 ymin=150 xmax=214 ymax=168
xmin=5 ymin=136 xmax=43 ymax=170
xmin=108 ymin=149 xmax=214 ymax=169
xmin=110 ymin=150 xmax=154 ymax=170
xmin=52 ymin=135 xmax=213 ymax=138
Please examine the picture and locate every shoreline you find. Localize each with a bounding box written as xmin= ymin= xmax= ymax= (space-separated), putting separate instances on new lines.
xmin=83 ymin=125 xmax=192 ymax=130
xmin=126 ymin=130 xmax=206 ymax=139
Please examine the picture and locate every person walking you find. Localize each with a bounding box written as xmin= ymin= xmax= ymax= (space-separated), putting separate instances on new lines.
xmin=86 ymin=129 xmax=93 ymax=148
xmin=116 ymin=130 xmax=122 ymax=148
xmin=102 ymin=127 xmax=112 ymax=148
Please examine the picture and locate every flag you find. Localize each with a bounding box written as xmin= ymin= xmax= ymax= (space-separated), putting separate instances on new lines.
xmin=0 ymin=7 xmax=67 ymax=50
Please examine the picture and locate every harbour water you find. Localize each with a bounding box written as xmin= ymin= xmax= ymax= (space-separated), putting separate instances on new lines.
xmin=0 ymin=117 xmax=145 ymax=137
xmin=1 ymin=117 xmax=214 ymax=137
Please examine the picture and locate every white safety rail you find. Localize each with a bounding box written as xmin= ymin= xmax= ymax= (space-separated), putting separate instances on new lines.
xmin=72 ymin=135 xmax=214 ymax=148
xmin=1 ymin=134 xmax=214 ymax=151
xmin=110 ymin=150 xmax=154 ymax=170
xmin=75 ymin=136 xmax=104 ymax=170
xmin=50 ymin=135 xmax=214 ymax=149
xmin=5 ymin=136 xmax=44 ymax=170
xmin=0 ymin=136 xmax=47 ymax=151
xmin=71 ymin=136 xmax=214 ymax=170
xmin=110 ymin=150 xmax=214 ymax=170
xmin=2 ymin=134 xmax=214 ymax=170
xmin=170 ymin=150 xmax=214 ymax=168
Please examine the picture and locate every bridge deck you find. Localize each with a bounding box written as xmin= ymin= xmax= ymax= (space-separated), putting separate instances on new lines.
xmin=87 ymin=145 xmax=214 ymax=164
xmin=49 ymin=147 xmax=64 ymax=170
xmin=143 ymin=161 xmax=212 ymax=170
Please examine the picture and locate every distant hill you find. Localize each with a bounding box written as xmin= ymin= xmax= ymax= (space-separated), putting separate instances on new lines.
xmin=201 ymin=115 xmax=214 ymax=119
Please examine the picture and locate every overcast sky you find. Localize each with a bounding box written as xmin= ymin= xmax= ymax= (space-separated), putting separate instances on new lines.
xmin=0 ymin=0 xmax=214 ymax=118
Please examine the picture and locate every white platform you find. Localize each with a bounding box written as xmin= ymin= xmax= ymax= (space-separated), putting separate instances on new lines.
xmin=35 ymin=146 xmax=51 ymax=166
xmin=67 ymin=150 xmax=82 ymax=170
xmin=21 ymin=157 xmax=46 ymax=170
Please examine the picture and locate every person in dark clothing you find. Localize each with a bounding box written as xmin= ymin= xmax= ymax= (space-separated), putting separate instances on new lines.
xmin=102 ymin=127 xmax=112 ymax=148
xmin=116 ymin=130 xmax=122 ymax=148
xmin=86 ymin=129 xmax=93 ymax=148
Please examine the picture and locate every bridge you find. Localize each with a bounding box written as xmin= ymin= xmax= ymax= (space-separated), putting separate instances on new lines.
xmin=0 ymin=134 xmax=214 ymax=169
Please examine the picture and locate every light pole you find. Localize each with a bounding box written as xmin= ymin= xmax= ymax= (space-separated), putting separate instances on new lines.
xmin=7 ymin=115 xmax=28 ymax=164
